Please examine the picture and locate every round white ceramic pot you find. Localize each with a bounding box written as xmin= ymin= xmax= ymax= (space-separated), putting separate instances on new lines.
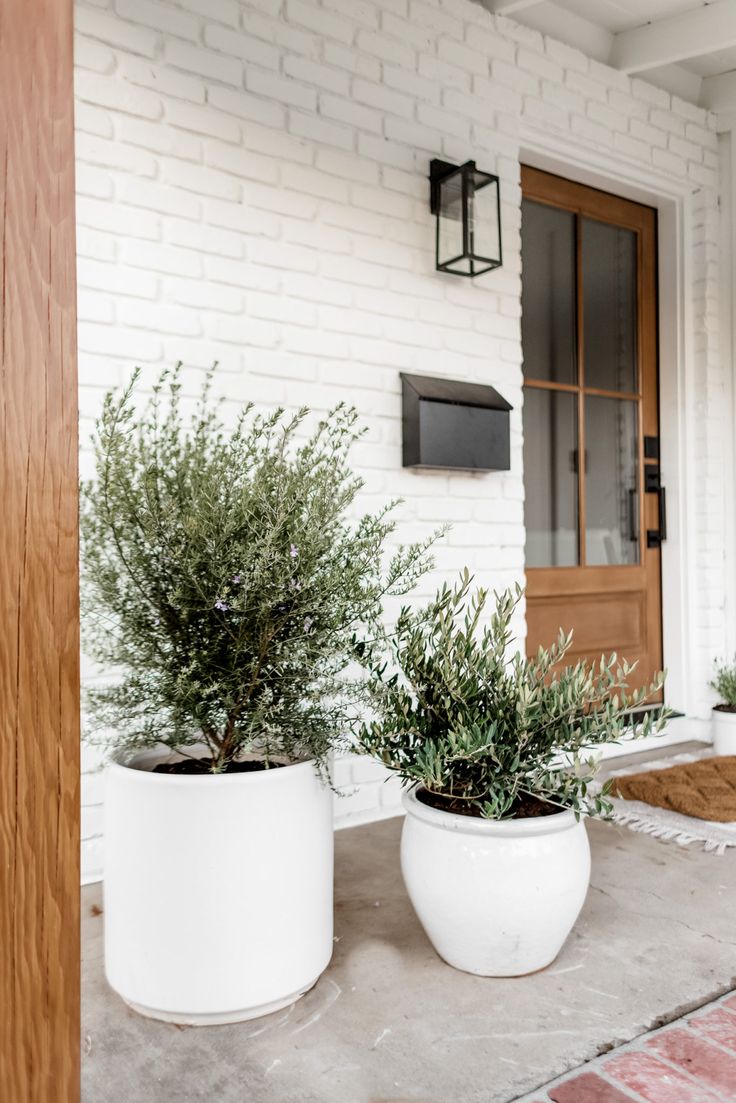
xmin=712 ymin=707 xmax=736 ymax=755
xmin=400 ymin=787 xmax=591 ymax=977
xmin=104 ymin=751 xmax=334 ymax=1025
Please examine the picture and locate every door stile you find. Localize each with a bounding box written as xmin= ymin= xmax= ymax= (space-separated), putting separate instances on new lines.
xmin=575 ymin=209 xmax=587 ymax=567
xmin=635 ymin=226 xmax=647 ymax=578
xmin=639 ymin=203 xmax=663 ymax=687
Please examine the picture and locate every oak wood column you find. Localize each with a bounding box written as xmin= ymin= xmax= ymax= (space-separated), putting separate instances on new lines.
xmin=0 ymin=1 xmax=80 ymax=1100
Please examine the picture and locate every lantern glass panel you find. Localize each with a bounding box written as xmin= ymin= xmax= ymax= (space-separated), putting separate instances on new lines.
xmin=470 ymin=172 xmax=500 ymax=265
xmin=437 ymin=168 xmax=465 ymax=269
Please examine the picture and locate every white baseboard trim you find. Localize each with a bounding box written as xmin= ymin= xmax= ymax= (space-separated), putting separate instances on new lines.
xmin=596 ymin=713 xmax=712 ymax=760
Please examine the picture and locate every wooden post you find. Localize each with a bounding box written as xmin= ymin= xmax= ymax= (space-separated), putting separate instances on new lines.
xmin=0 ymin=1 xmax=80 ymax=1100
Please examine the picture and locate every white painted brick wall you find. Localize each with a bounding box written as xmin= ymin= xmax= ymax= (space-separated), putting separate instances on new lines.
xmin=74 ymin=0 xmax=726 ymax=883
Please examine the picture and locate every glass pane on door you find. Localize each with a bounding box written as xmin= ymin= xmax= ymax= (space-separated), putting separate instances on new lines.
xmin=523 ymin=389 xmax=579 ymax=567
xmin=582 ymin=218 xmax=637 ymax=393
xmin=585 ymin=396 xmax=639 ymax=566
xmin=521 ymin=200 xmax=577 ymax=384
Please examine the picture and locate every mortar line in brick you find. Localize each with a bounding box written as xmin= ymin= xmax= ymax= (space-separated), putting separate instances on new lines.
xmin=604 ymin=1051 xmax=726 ymax=1103
xmin=603 ymin=1047 xmax=729 ymax=1102
xmin=512 ymin=1059 xmax=651 ymax=1103
xmin=578 ymin=1064 xmax=652 ymax=1103
xmin=516 ymin=991 xmax=736 ymax=1103
xmin=646 ymin=1027 xmax=736 ymax=1099
xmin=683 ymin=1016 xmax=736 ymax=1063
xmin=689 ymin=1002 xmax=736 ymax=1027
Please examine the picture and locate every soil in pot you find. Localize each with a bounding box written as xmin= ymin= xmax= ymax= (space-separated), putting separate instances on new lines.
xmin=416 ymin=787 xmax=560 ymax=819
xmin=152 ymin=757 xmax=287 ymax=775
xmin=714 ymin=704 xmax=736 ymax=713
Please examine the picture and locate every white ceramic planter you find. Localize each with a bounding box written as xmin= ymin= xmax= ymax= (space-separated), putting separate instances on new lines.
xmin=104 ymin=752 xmax=333 ymax=1025
xmin=400 ymin=787 xmax=590 ymax=977
xmin=712 ymin=707 xmax=736 ymax=756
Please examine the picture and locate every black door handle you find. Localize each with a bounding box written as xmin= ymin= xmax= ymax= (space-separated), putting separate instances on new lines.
xmin=647 ymin=485 xmax=667 ymax=548
xmin=628 ymin=488 xmax=638 ymax=543
xmin=658 ymin=485 xmax=667 ymax=542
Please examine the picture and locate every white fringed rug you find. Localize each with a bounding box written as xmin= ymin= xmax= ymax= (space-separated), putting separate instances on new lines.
xmin=603 ymin=749 xmax=736 ymax=855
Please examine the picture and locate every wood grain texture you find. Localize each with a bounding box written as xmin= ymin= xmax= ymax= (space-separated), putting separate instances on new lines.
xmin=0 ymin=1 xmax=80 ymax=1100
xmin=522 ymin=166 xmax=662 ymax=695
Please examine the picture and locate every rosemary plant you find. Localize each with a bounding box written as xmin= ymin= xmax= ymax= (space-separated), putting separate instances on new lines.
xmin=81 ymin=366 xmax=434 ymax=773
xmin=710 ymin=657 xmax=736 ymax=711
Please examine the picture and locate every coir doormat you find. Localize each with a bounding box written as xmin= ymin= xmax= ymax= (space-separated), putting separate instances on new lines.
xmin=606 ymin=753 xmax=736 ymax=854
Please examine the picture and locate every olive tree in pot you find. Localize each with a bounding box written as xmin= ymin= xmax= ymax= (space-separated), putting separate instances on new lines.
xmin=356 ymin=572 xmax=667 ymax=978
xmin=81 ymin=367 xmax=432 ymax=1025
xmin=710 ymin=658 xmax=736 ymax=755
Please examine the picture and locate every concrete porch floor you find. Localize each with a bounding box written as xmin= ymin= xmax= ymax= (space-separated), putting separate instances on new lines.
xmin=82 ymin=749 xmax=736 ymax=1103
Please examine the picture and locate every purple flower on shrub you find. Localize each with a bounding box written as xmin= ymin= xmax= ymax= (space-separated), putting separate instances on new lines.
xmin=214 ymin=599 xmax=230 ymax=612
xmin=290 ymin=544 xmax=299 ymax=559
xmin=232 ymin=574 xmax=242 ymax=585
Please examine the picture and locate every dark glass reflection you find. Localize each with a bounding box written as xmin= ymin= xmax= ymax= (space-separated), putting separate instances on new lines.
xmin=582 ymin=218 xmax=637 ymax=393
xmin=585 ymin=395 xmax=639 ymax=566
xmin=521 ymin=199 xmax=577 ymax=384
xmin=523 ymin=388 xmax=579 ymax=567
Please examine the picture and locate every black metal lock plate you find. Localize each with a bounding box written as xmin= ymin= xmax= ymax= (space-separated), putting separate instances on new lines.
xmin=644 ymin=467 xmax=660 ymax=493
xmin=644 ymin=436 xmax=660 ymax=461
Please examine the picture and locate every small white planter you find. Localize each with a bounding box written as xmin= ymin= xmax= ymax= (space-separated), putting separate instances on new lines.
xmin=712 ymin=707 xmax=736 ymax=756
xmin=104 ymin=752 xmax=333 ymax=1025
xmin=400 ymin=787 xmax=590 ymax=977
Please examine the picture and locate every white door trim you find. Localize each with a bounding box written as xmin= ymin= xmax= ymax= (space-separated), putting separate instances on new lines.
xmin=719 ymin=129 xmax=736 ymax=659
xmin=518 ymin=124 xmax=700 ymax=730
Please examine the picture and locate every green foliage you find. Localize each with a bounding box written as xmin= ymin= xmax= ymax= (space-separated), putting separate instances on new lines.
xmin=81 ymin=366 xmax=435 ymax=773
xmin=356 ymin=571 xmax=669 ymax=818
xmin=710 ymin=657 xmax=736 ymax=708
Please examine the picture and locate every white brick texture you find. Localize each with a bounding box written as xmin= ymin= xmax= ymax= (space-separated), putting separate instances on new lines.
xmin=75 ymin=0 xmax=726 ymax=883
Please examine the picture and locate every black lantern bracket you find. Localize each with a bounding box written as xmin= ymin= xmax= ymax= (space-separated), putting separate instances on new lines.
xmin=429 ymin=158 xmax=502 ymax=277
xmin=429 ymin=159 xmax=459 ymax=215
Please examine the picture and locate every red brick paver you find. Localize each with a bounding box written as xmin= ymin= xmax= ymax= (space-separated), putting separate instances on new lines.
xmin=689 ymin=1008 xmax=736 ymax=1054
xmin=646 ymin=1026 xmax=736 ymax=1096
xmin=548 ymin=1071 xmax=634 ymax=1102
xmin=521 ymin=990 xmax=736 ymax=1103
xmin=604 ymin=1051 xmax=722 ymax=1103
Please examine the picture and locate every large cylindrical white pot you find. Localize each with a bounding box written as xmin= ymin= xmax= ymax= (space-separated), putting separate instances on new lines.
xmin=104 ymin=752 xmax=333 ymax=1025
xmin=401 ymin=787 xmax=590 ymax=977
xmin=712 ymin=707 xmax=736 ymax=755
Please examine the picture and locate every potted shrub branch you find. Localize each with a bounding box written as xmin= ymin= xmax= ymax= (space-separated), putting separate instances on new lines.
xmin=356 ymin=572 xmax=667 ymax=978
xmin=710 ymin=658 xmax=736 ymax=755
xmin=81 ymin=367 xmax=432 ymax=1024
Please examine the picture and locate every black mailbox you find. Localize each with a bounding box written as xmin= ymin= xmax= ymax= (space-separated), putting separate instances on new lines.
xmin=401 ymin=372 xmax=512 ymax=471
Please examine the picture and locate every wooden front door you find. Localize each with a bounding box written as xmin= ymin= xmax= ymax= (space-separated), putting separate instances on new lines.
xmin=521 ymin=167 xmax=663 ymax=693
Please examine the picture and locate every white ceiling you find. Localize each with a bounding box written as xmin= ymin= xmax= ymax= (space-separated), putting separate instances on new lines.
xmin=482 ymin=0 xmax=736 ymax=128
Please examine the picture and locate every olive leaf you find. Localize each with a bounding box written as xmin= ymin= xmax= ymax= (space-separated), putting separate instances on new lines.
xmin=355 ymin=571 xmax=669 ymax=818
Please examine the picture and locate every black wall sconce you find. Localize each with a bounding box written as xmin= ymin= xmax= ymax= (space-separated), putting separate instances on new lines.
xmin=401 ymin=372 xmax=512 ymax=471
xmin=429 ymin=159 xmax=502 ymax=277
